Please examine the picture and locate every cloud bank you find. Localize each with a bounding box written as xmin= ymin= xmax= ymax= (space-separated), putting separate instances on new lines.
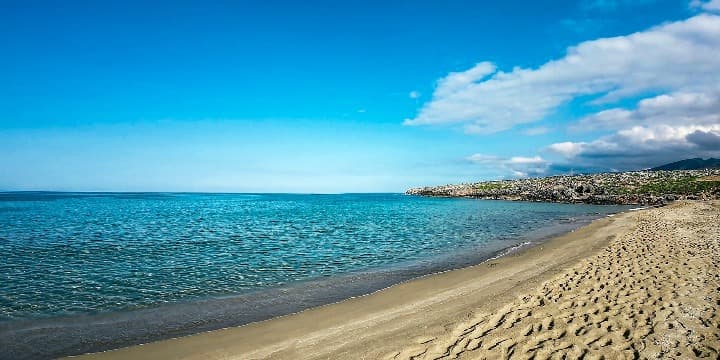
xmin=467 ymin=154 xmax=550 ymax=177
xmin=691 ymin=0 xmax=720 ymax=11
xmin=549 ymin=124 xmax=720 ymax=169
xmin=409 ymin=14 xmax=720 ymax=174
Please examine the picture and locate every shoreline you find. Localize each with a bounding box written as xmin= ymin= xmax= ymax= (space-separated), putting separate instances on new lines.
xmin=68 ymin=204 xmax=654 ymax=359
xmin=1 ymin=204 xmax=618 ymax=360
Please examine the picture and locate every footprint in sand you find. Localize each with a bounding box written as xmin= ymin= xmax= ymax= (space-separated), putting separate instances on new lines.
xmin=388 ymin=202 xmax=720 ymax=359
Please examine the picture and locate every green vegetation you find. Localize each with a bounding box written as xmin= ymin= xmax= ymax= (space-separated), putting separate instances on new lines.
xmin=638 ymin=176 xmax=720 ymax=195
xmin=471 ymin=182 xmax=508 ymax=191
xmin=407 ymin=169 xmax=720 ymax=204
xmin=598 ymin=183 xmax=633 ymax=195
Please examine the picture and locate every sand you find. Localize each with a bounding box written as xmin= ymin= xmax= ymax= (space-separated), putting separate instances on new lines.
xmin=74 ymin=201 xmax=720 ymax=359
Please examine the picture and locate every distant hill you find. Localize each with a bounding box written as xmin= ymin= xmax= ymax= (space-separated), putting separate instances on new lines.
xmin=651 ymin=158 xmax=720 ymax=171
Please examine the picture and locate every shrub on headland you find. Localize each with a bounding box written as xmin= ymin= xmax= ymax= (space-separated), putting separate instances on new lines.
xmin=406 ymin=169 xmax=720 ymax=205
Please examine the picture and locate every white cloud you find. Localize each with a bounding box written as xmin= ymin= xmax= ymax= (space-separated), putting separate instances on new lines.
xmin=553 ymin=88 xmax=720 ymax=169
xmin=548 ymin=142 xmax=584 ymax=158
xmin=509 ymin=156 xmax=546 ymax=164
xmin=466 ymin=154 xmax=501 ymax=163
xmin=691 ymin=0 xmax=720 ymax=11
xmin=548 ymin=124 xmax=720 ymax=169
xmin=571 ymin=91 xmax=720 ymax=131
xmin=522 ymin=126 xmax=551 ymax=136
xmin=404 ymin=15 xmax=720 ymax=134
xmin=409 ymin=91 xmax=421 ymax=99
xmin=467 ymin=154 xmax=550 ymax=177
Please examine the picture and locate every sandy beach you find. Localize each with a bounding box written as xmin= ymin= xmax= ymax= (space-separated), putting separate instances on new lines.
xmin=73 ymin=200 xmax=720 ymax=359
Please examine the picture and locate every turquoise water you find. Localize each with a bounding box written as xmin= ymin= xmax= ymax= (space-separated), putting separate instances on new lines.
xmin=0 ymin=192 xmax=628 ymax=359
xmin=0 ymin=192 xmax=628 ymax=321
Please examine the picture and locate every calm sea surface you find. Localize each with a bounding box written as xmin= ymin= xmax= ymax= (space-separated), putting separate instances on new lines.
xmin=0 ymin=192 xmax=629 ymax=359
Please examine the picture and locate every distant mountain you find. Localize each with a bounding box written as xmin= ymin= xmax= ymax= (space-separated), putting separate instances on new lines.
xmin=650 ymin=158 xmax=720 ymax=171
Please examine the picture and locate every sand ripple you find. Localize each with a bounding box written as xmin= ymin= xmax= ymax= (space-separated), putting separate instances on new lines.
xmin=386 ymin=201 xmax=720 ymax=359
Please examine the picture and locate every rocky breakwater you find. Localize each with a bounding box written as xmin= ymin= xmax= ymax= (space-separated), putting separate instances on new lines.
xmin=406 ymin=169 xmax=720 ymax=205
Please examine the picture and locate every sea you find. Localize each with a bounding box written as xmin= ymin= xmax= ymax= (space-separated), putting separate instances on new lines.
xmin=0 ymin=192 xmax=630 ymax=359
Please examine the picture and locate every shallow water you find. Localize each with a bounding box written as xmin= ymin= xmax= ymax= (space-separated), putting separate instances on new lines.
xmin=0 ymin=192 xmax=628 ymax=359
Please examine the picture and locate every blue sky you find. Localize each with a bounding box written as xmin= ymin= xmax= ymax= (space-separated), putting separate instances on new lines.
xmin=2 ymin=0 xmax=719 ymax=192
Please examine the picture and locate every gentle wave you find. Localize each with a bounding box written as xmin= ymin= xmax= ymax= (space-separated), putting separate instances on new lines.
xmin=0 ymin=193 xmax=629 ymax=322
xmin=0 ymin=193 xmax=631 ymax=359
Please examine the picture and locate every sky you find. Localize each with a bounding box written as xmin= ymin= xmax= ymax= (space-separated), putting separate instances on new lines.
xmin=2 ymin=0 xmax=720 ymax=192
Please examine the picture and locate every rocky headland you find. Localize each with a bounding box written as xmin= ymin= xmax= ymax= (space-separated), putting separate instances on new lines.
xmin=406 ymin=169 xmax=720 ymax=205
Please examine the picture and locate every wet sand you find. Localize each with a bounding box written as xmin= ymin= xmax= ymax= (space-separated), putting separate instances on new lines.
xmin=74 ymin=201 xmax=719 ymax=359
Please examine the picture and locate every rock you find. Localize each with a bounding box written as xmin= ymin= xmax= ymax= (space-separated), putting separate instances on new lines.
xmin=405 ymin=169 xmax=720 ymax=205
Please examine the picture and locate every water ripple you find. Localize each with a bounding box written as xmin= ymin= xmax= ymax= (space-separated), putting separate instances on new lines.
xmin=0 ymin=193 xmax=627 ymax=321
